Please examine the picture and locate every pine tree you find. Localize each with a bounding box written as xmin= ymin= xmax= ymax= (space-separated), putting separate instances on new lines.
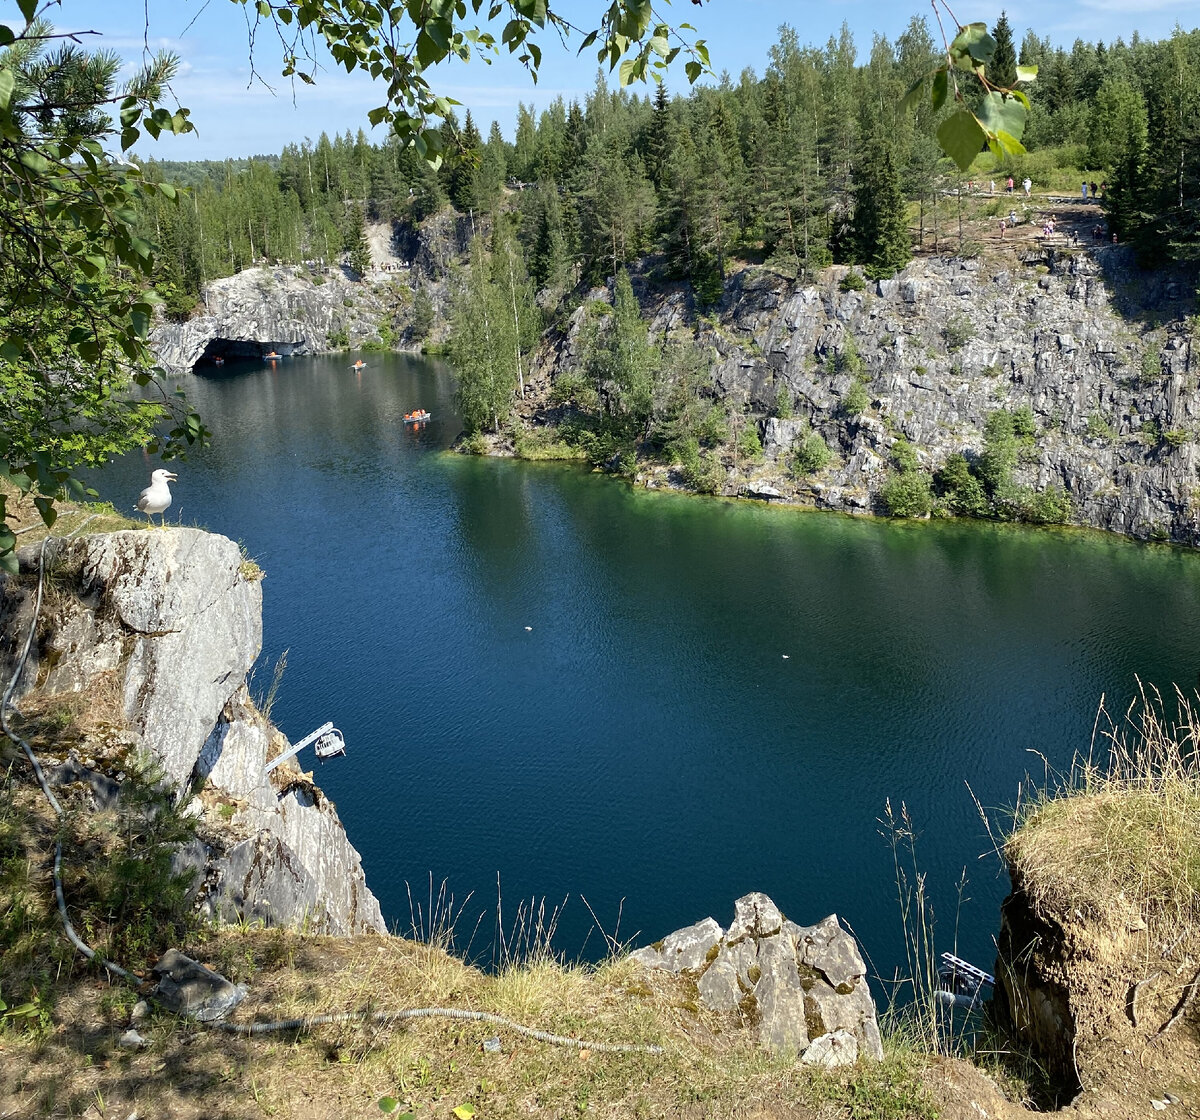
xmin=347 ymin=203 xmax=372 ymax=277
xmin=991 ymin=12 xmax=1018 ymax=89
xmin=849 ymin=136 xmax=910 ymax=278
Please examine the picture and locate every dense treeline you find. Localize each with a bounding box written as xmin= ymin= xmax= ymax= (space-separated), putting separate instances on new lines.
xmin=139 ymin=15 xmax=1200 ymax=321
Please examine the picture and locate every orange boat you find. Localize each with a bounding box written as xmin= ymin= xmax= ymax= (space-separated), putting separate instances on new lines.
xmin=404 ymin=409 xmax=431 ymax=424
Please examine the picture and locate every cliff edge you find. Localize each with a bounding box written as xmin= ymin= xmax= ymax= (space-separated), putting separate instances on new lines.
xmin=0 ymin=527 xmax=384 ymax=936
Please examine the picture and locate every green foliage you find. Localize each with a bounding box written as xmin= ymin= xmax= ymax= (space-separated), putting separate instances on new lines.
xmin=1011 ymin=404 xmax=1036 ymax=439
xmin=1140 ymin=347 xmax=1162 ymax=384
xmin=774 ymin=382 xmax=794 ymax=420
xmin=410 ymin=286 xmax=435 ymax=341
xmin=736 ymin=422 xmax=763 ymax=462
xmin=327 ymin=328 xmax=350 ymax=350
xmin=1164 ymin=428 xmax=1192 ymax=449
xmin=450 ymin=237 xmax=521 ymax=433
xmin=978 ymin=408 xmax=1018 ymax=492
xmin=791 ymin=425 xmax=831 ymax=476
xmin=902 ymin=9 xmax=1038 ymax=170
xmin=839 ymin=270 xmax=866 ymax=292
xmin=849 ymin=136 xmax=911 ymax=278
xmin=842 ymin=380 xmax=871 ymax=417
xmin=880 ymin=470 xmax=934 ymax=518
xmin=890 ymin=437 xmax=920 ymax=473
xmin=941 ymin=316 xmax=975 ymax=351
xmin=0 ymin=18 xmax=206 ymax=571
xmin=935 ymin=452 xmax=990 ymax=517
xmin=582 ymin=269 xmax=659 ymax=433
xmin=1086 ymin=412 xmax=1115 ymax=441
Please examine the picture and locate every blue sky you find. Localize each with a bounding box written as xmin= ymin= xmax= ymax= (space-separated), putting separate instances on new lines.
xmin=3 ymin=0 xmax=1196 ymax=159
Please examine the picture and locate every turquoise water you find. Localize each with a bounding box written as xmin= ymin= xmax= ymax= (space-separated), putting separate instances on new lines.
xmin=94 ymin=352 xmax=1200 ymax=982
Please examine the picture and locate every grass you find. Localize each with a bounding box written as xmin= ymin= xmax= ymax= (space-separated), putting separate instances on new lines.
xmin=1005 ymin=682 xmax=1200 ymax=930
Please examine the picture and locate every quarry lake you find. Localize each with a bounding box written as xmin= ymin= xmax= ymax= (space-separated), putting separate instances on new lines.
xmin=95 ymin=352 xmax=1200 ymax=985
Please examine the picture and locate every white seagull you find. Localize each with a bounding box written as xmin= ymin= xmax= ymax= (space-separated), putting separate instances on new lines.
xmin=136 ymin=469 xmax=178 ymax=528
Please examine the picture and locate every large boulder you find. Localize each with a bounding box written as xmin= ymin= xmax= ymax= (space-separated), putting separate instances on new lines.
xmin=632 ymin=892 xmax=884 ymax=1061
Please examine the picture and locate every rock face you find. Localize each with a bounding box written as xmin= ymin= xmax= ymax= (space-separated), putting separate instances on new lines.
xmin=0 ymin=528 xmax=385 ymax=936
xmin=151 ymin=214 xmax=468 ymax=375
xmin=631 ymin=892 xmax=883 ymax=1063
xmin=535 ymin=248 xmax=1200 ymax=544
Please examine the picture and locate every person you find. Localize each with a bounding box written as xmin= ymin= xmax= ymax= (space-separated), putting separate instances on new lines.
xmin=1006 ymin=176 xmax=1014 ymax=193
xmin=1010 ymin=209 xmax=1018 ymax=225
xmin=1089 ymin=181 xmax=1098 ymax=199
xmin=990 ymin=179 xmax=996 ymax=194
xmin=999 ymin=219 xmax=1007 ymax=238
xmin=1023 ymin=177 xmax=1032 ymax=198
xmin=1082 ymin=181 xmax=1088 ymax=199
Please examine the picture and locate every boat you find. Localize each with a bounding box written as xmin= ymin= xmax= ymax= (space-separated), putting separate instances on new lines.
xmin=404 ymin=410 xmax=431 ymax=423
xmin=264 ymin=350 xmax=281 ymax=360
xmin=352 ymin=360 xmax=367 ymax=370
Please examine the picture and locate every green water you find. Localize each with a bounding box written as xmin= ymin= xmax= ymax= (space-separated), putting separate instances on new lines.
xmin=95 ymin=352 xmax=1200 ymax=979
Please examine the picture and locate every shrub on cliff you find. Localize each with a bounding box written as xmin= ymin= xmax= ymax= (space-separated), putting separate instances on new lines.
xmin=880 ymin=470 xmax=933 ymax=518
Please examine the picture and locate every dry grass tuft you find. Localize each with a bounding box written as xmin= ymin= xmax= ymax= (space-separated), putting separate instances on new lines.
xmin=1007 ymin=681 xmax=1200 ymax=928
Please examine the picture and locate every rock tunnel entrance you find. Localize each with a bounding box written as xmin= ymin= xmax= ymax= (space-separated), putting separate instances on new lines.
xmin=195 ymin=338 xmax=299 ymax=368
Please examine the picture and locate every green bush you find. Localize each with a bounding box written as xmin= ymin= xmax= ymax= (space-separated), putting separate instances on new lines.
xmin=890 ymin=436 xmax=919 ymax=473
xmin=839 ymin=270 xmax=866 ymax=292
xmin=880 ymin=470 xmax=933 ymax=517
xmin=737 ymin=423 xmax=763 ymax=462
xmin=941 ymin=316 xmax=975 ymax=351
xmin=791 ymin=426 xmax=831 ymax=476
xmin=774 ymin=382 xmax=794 ymax=419
xmin=1164 ymin=428 xmax=1191 ymax=448
xmin=842 ymin=380 xmax=870 ymax=417
xmin=1086 ymin=412 xmax=1115 ymax=441
xmin=978 ymin=409 xmax=1018 ymax=492
xmin=935 ymin=453 xmax=990 ymax=517
xmin=1011 ymin=404 xmax=1036 ymax=440
xmin=327 ymin=328 xmax=350 ymax=350
xmin=698 ymin=405 xmax=729 ymax=448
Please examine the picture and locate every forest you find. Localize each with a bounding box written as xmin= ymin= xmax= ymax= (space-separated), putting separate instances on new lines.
xmin=136 ymin=14 xmax=1200 ymax=319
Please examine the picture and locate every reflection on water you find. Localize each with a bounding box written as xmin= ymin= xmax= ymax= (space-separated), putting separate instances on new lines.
xmin=92 ymin=353 xmax=1200 ymax=979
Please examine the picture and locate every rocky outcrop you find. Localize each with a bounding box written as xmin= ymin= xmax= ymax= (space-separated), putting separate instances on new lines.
xmin=152 ymin=266 xmax=399 ymax=375
xmin=632 ymin=892 xmax=883 ymax=1065
xmin=533 ymin=247 xmax=1200 ymax=545
xmin=0 ymin=528 xmax=385 ymax=936
xmin=152 ymin=212 xmax=469 ymax=375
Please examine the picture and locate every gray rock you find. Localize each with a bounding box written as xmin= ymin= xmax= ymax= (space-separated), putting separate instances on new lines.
xmin=727 ymin=892 xmax=783 ymax=942
xmin=696 ymin=955 xmax=742 ymax=1012
xmin=118 ymin=1029 xmax=149 ymax=1049
xmin=152 ymin=949 xmax=246 ymax=1022
xmin=631 ymin=917 xmax=723 ymax=973
xmin=797 ymin=913 xmax=867 ymax=990
xmin=802 ymin=1029 xmax=859 ymax=1068
xmin=637 ymin=894 xmax=882 ymax=1062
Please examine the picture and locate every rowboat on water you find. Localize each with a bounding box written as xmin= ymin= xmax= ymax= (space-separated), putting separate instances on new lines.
xmin=404 ymin=409 xmax=431 ymax=423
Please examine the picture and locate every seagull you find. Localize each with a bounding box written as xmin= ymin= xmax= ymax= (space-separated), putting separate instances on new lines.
xmin=136 ymin=469 xmax=177 ymax=528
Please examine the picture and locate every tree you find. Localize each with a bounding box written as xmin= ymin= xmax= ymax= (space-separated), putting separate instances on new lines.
xmin=0 ymin=17 xmax=204 ymax=572
xmin=848 ymin=136 xmax=910 ymax=278
xmin=347 ymin=203 xmax=372 ymax=276
xmin=449 ymin=237 xmax=519 ymax=433
xmin=586 ymin=270 xmax=658 ymax=432
xmin=990 ymin=12 xmax=1017 ymax=90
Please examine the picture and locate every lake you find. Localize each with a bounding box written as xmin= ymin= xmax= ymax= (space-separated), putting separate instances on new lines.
xmin=93 ymin=351 xmax=1200 ymax=985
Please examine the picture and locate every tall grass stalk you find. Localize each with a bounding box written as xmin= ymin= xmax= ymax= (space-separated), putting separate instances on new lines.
xmin=879 ymin=799 xmax=977 ymax=1057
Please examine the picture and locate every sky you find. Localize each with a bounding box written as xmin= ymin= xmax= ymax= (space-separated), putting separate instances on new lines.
xmin=2 ymin=0 xmax=1196 ymax=160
